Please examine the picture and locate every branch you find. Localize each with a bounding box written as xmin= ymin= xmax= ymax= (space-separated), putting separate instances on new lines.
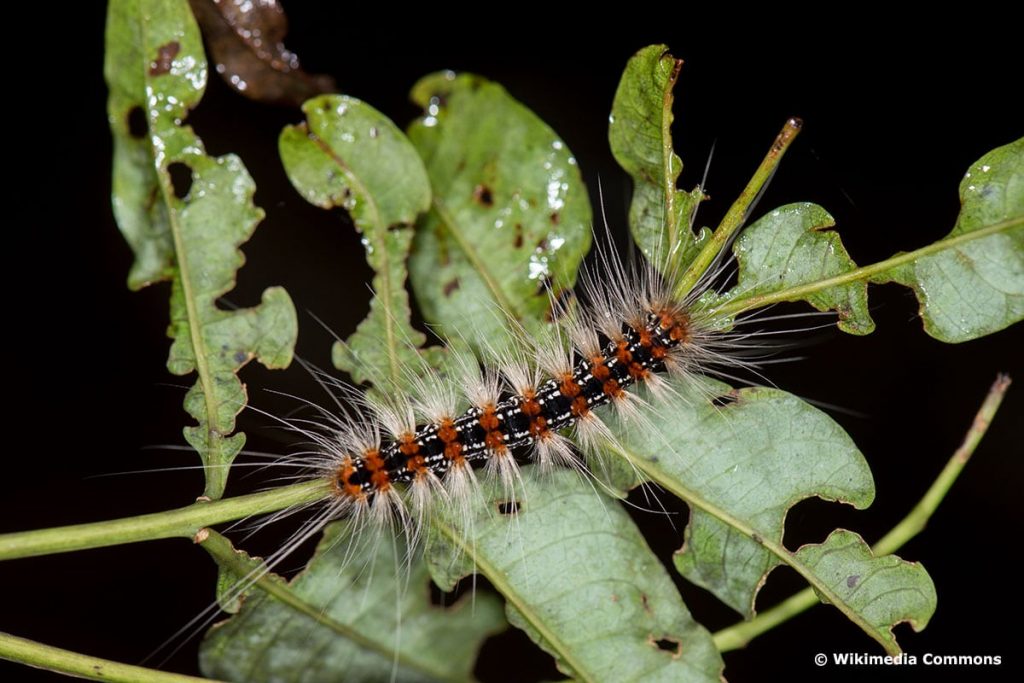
xmin=0 ymin=481 xmax=327 ymax=561
xmin=0 ymin=631 xmax=221 ymax=683
xmin=710 ymin=216 xmax=1024 ymax=318
xmin=673 ymin=117 xmax=802 ymax=299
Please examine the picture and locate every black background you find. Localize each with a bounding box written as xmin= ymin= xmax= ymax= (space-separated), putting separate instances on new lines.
xmin=3 ymin=5 xmax=1022 ymax=683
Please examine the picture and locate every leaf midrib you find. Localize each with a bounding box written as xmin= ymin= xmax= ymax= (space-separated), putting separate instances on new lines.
xmin=307 ymin=130 xmax=403 ymax=386
xmin=433 ymin=515 xmax=597 ymax=683
xmin=140 ymin=15 xmax=221 ymax=479
xmin=429 ymin=199 xmax=523 ymax=320
xmin=659 ymin=56 xmax=682 ymax=255
xmin=608 ymin=441 xmax=903 ymax=655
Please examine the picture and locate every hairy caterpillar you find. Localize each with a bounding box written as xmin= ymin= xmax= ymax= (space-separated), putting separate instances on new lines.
xmin=290 ymin=243 xmax=739 ymax=546
xmin=6 ymin=11 xmax=1021 ymax=682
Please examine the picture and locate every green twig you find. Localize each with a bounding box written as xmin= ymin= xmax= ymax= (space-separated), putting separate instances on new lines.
xmin=712 ymin=373 xmax=1012 ymax=652
xmin=0 ymin=631 xmax=221 ymax=683
xmin=710 ymin=215 xmax=1024 ymax=318
xmin=674 ymin=117 xmax=802 ymax=299
xmin=0 ymin=480 xmax=327 ymax=561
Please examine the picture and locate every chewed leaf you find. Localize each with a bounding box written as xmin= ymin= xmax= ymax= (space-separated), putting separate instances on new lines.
xmin=871 ymin=137 xmax=1024 ymax=342
xmin=200 ymin=524 xmax=505 ymax=683
xmin=612 ymin=381 xmax=937 ymax=653
xmin=407 ymin=72 xmax=592 ymax=353
xmin=425 ymin=469 xmax=724 ymax=683
xmin=105 ymin=0 xmax=297 ymax=499
xmin=795 ymin=530 xmax=936 ymax=651
xmin=613 ymin=380 xmax=873 ymax=614
xmin=715 ymin=203 xmax=875 ymax=334
xmin=610 ymin=45 xmax=708 ymax=272
xmin=189 ymin=0 xmax=336 ymax=107
xmin=280 ymin=95 xmax=444 ymax=390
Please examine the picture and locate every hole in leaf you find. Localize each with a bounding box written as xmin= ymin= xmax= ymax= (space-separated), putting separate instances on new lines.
xmin=653 ymin=636 xmax=681 ymax=657
xmin=497 ymin=500 xmax=519 ymax=515
xmin=167 ymin=162 xmax=193 ymax=199
xmin=127 ymin=106 xmax=147 ymax=138
xmin=472 ymin=184 xmax=494 ymax=207
xmin=429 ymin=579 xmax=459 ymax=607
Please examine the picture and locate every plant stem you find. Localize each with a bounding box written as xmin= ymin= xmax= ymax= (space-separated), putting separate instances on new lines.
xmin=711 ymin=216 xmax=1024 ymax=317
xmin=0 ymin=631 xmax=221 ymax=683
xmin=712 ymin=373 xmax=1012 ymax=652
xmin=674 ymin=117 xmax=802 ymax=300
xmin=0 ymin=480 xmax=328 ymax=561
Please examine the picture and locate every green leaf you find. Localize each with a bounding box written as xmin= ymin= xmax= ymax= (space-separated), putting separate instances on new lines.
xmin=609 ymin=45 xmax=708 ymax=272
xmin=426 ymin=469 xmax=724 ymax=683
xmin=611 ymin=380 xmax=873 ymax=615
xmin=871 ymin=137 xmax=1024 ymax=342
xmin=105 ymin=0 xmax=298 ymax=500
xmin=200 ymin=523 xmax=505 ymax=683
xmin=280 ymin=95 xmax=445 ymax=389
xmin=795 ymin=530 xmax=936 ymax=652
xmin=715 ymin=203 xmax=876 ymax=334
xmin=605 ymin=379 xmax=932 ymax=653
xmin=406 ymin=72 xmax=592 ymax=352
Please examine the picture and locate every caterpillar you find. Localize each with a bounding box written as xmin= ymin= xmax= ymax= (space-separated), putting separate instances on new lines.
xmin=288 ymin=240 xmax=741 ymax=545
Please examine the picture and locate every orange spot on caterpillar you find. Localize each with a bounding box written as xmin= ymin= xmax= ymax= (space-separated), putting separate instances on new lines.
xmin=659 ymin=310 xmax=692 ymax=343
xmin=485 ymin=429 xmax=506 ymax=450
xmin=559 ymin=375 xmax=581 ymax=398
xmin=591 ymin=356 xmax=611 ymax=381
xmin=438 ymin=419 xmax=458 ymax=443
xmin=479 ymin=405 xmax=500 ymax=431
xmin=406 ymin=454 xmax=427 ymax=473
xmin=363 ymin=449 xmax=392 ymax=492
xmin=444 ymin=440 xmax=464 ymax=462
xmin=337 ymin=457 xmax=363 ymax=499
xmin=529 ymin=415 xmax=549 ymax=437
xmin=571 ymin=396 xmax=590 ymax=417
xmin=628 ymin=362 xmax=648 ymax=380
xmin=371 ymin=470 xmax=391 ymax=491
xmin=603 ymin=379 xmax=624 ymax=398
xmin=522 ymin=396 xmax=542 ymax=417
xmin=670 ymin=324 xmax=690 ymax=343
xmin=651 ymin=344 xmax=668 ymax=360
xmin=399 ymin=433 xmax=420 ymax=456
xmin=615 ymin=341 xmax=632 ymax=364
xmin=638 ymin=327 xmax=653 ymax=347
